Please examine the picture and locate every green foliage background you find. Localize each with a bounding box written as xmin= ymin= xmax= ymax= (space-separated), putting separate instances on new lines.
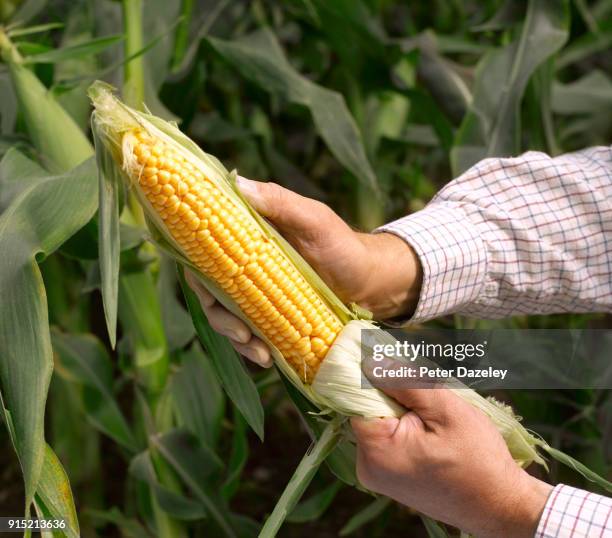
xmin=0 ymin=0 xmax=610 ymax=536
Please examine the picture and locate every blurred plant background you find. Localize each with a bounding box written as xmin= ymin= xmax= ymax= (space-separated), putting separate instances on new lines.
xmin=0 ymin=0 xmax=611 ymax=536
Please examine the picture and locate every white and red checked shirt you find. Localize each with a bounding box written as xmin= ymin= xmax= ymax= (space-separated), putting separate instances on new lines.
xmin=377 ymin=146 xmax=612 ymax=537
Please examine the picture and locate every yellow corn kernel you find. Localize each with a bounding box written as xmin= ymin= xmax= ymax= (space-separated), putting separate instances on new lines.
xmin=125 ymin=129 xmax=343 ymax=383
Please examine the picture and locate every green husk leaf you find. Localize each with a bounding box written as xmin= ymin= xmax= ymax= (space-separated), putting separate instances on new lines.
xmin=259 ymin=415 xmax=345 ymax=538
xmin=542 ymin=445 xmax=612 ymax=493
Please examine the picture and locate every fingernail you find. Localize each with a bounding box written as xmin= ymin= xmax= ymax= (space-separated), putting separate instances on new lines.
xmin=236 ymin=176 xmax=264 ymax=211
xmin=232 ymin=328 xmax=251 ymax=344
xmin=251 ymin=347 xmax=272 ymax=368
xmin=236 ymin=176 xmax=258 ymax=197
xmin=225 ymin=330 xmax=240 ymax=342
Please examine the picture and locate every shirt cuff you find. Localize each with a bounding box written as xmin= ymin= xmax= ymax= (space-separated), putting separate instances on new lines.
xmin=375 ymin=203 xmax=487 ymax=323
xmin=535 ymin=484 xmax=612 ymax=538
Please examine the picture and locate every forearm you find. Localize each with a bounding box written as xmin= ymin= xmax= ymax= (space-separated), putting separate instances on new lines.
xmin=377 ymin=147 xmax=612 ymax=322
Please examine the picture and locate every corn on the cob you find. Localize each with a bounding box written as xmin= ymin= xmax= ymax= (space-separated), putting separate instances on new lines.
xmin=123 ymin=129 xmax=343 ymax=383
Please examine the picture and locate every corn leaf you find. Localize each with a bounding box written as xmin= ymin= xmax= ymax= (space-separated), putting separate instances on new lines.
xmin=86 ymin=507 xmax=154 ymax=538
xmin=7 ymin=22 xmax=64 ymax=37
xmin=23 ymin=34 xmax=123 ymax=64
xmin=170 ymin=343 xmax=225 ymax=449
xmin=3 ymin=57 xmax=92 ymax=172
xmin=0 ymin=151 xmax=97 ymax=507
xmin=0 ymin=146 xmax=43 ymax=210
xmin=543 ymin=445 xmax=612 ymax=493
xmin=151 ymin=429 xmax=238 ymax=538
xmin=178 ymin=267 xmax=264 ymax=441
xmin=451 ymin=0 xmax=570 ymax=174
xmin=339 ymin=497 xmax=391 ymax=536
xmin=306 ymin=0 xmax=388 ymax=75
xmin=220 ymin=410 xmax=248 ymax=502
xmin=51 ymin=330 xmax=137 ymax=452
xmin=92 ymin=122 xmax=121 ymax=348
xmin=0 ymin=71 xmax=17 ymax=135
xmin=129 ymin=451 xmax=208 ymax=520
xmin=158 ymin=255 xmax=195 ymax=351
xmin=287 ymin=481 xmax=342 ymax=523
xmin=413 ymin=32 xmax=471 ymax=125
xmin=557 ymin=24 xmax=612 ymax=69
xmin=6 ymin=0 xmax=46 ymax=25
xmin=33 ymin=445 xmax=80 ymax=538
xmin=206 ymin=28 xmax=380 ymax=197
xmin=54 ymin=6 xmax=98 ymax=132
xmin=552 ymin=70 xmax=612 ymax=114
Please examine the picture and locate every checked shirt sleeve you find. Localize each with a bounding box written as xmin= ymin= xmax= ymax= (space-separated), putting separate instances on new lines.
xmin=377 ymin=147 xmax=612 ymax=323
xmin=536 ymin=484 xmax=612 ymax=538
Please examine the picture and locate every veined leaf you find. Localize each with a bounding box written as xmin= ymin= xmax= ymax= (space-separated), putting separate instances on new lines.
xmin=7 ymin=22 xmax=64 ymax=37
xmin=92 ymin=122 xmax=120 ymax=348
xmin=86 ymin=507 xmax=154 ymax=538
xmin=23 ymin=34 xmax=123 ymax=64
xmin=206 ymin=28 xmax=380 ymax=197
xmin=339 ymin=497 xmax=391 ymax=536
xmin=6 ymin=0 xmax=46 ymax=26
xmin=178 ymin=267 xmax=264 ymax=441
xmin=34 ymin=445 xmax=80 ymax=538
xmin=0 ymin=71 xmax=17 ymax=135
xmin=51 ymin=330 xmax=137 ymax=452
xmin=0 ymin=38 xmax=93 ymax=172
xmin=171 ymin=344 xmax=225 ymax=449
xmin=552 ymin=70 xmax=612 ymax=114
xmin=451 ymin=0 xmax=570 ymax=174
xmin=129 ymin=451 xmax=207 ymax=520
xmin=0 ymin=151 xmax=97 ymax=507
xmin=287 ymin=481 xmax=342 ymax=523
xmin=152 ymin=429 xmax=237 ymax=537
xmin=158 ymin=255 xmax=195 ymax=352
xmin=220 ymin=409 xmax=248 ymax=502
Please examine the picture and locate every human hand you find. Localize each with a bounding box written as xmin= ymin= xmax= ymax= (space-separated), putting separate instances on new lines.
xmin=351 ymin=380 xmax=552 ymax=538
xmin=186 ymin=176 xmax=422 ymax=367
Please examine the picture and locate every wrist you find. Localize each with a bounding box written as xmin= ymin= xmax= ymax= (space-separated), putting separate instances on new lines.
xmin=356 ymin=232 xmax=422 ymax=319
xmin=477 ymin=472 xmax=552 ymax=538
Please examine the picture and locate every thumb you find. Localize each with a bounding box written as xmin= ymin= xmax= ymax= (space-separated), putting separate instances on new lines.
xmin=351 ymin=417 xmax=400 ymax=448
xmin=351 ymin=413 xmax=425 ymax=449
xmin=363 ymin=357 xmax=452 ymax=423
xmin=236 ymin=176 xmax=329 ymax=234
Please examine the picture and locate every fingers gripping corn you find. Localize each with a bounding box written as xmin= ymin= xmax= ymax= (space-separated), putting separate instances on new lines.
xmin=123 ymin=130 xmax=343 ymax=383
